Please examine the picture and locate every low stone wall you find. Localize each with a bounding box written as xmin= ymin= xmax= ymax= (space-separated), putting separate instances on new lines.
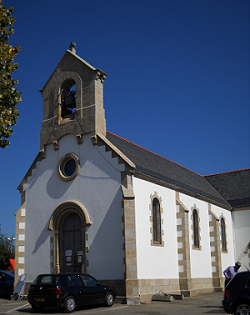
xmin=138 ymin=278 xmax=181 ymax=303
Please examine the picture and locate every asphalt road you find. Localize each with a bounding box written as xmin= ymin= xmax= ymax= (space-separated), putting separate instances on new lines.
xmin=0 ymin=291 xmax=226 ymax=315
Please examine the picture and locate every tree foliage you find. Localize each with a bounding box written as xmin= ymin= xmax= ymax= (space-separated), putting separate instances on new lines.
xmin=0 ymin=226 xmax=15 ymax=270
xmin=0 ymin=0 xmax=21 ymax=148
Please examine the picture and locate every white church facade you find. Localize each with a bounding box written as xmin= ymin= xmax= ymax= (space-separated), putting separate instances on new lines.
xmin=14 ymin=44 xmax=250 ymax=304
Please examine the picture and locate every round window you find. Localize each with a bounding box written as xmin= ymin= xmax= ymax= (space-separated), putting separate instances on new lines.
xmin=58 ymin=153 xmax=80 ymax=181
xmin=64 ymin=159 xmax=76 ymax=177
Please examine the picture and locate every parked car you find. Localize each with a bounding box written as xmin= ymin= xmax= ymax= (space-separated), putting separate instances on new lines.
xmin=28 ymin=273 xmax=116 ymax=312
xmin=222 ymin=271 xmax=250 ymax=315
xmin=0 ymin=270 xmax=15 ymax=299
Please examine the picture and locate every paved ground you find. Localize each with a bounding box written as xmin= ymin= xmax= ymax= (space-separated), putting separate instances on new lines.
xmin=0 ymin=291 xmax=227 ymax=315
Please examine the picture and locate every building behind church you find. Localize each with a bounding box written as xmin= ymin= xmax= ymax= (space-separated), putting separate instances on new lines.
xmin=14 ymin=44 xmax=250 ymax=304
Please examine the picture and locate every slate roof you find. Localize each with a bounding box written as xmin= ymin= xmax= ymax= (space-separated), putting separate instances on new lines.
xmin=106 ymin=132 xmax=231 ymax=209
xmin=204 ymin=169 xmax=250 ymax=208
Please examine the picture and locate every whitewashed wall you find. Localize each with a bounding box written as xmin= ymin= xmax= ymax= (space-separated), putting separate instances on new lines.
xmin=210 ymin=204 xmax=235 ymax=274
xmin=133 ymin=177 xmax=179 ymax=280
xmin=233 ymin=209 xmax=250 ymax=272
xmin=179 ymin=193 xmax=235 ymax=279
xmin=24 ymin=134 xmax=125 ymax=282
xmin=179 ymin=193 xmax=212 ymax=279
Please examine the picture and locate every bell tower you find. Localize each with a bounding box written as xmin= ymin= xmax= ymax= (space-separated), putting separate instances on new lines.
xmin=39 ymin=43 xmax=107 ymax=152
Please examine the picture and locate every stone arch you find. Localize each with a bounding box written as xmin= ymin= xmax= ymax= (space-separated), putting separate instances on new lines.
xmin=53 ymin=72 xmax=83 ymax=123
xmin=149 ymin=192 xmax=164 ymax=247
xmin=191 ymin=205 xmax=202 ymax=250
xmin=48 ymin=201 xmax=92 ymax=274
xmin=48 ymin=201 xmax=92 ymax=231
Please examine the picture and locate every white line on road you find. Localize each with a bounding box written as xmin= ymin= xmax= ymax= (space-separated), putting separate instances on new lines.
xmin=6 ymin=303 xmax=29 ymax=313
xmin=81 ymin=306 xmax=129 ymax=313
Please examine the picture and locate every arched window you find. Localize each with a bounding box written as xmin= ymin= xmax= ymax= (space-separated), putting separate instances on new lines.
xmin=193 ymin=209 xmax=199 ymax=248
xmin=221 ymin=217 xmax=227 ymax=252
xmin=60 ymin=79 xmax=76 ymax=119
xmin=153 ymin=198 xmax=161 ymax=244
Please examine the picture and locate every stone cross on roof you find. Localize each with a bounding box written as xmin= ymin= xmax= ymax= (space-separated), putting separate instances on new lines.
xmin=69 ymin=42 xmax=76 ymax=54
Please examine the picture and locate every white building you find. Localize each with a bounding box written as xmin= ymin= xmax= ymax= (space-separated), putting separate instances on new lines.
xmin=15 ymin=44 xmax=250 ymax=304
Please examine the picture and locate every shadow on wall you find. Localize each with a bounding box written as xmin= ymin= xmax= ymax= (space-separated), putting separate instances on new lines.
xmin=87 ymin=189 xmax=124 ymax=277
xmin=32 ymin=223 xmax=50 ymax=254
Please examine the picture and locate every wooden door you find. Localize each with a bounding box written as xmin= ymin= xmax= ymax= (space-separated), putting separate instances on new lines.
xmin=61 ymin=213 xmax=83 ymax=273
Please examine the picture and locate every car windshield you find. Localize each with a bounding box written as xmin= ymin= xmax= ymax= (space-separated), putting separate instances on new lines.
xmin=32 ymin=275 xmax=60 ymax=285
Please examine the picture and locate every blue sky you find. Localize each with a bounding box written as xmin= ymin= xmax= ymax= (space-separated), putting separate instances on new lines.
xmin=1 ymin=0 xmax=249 ymax=237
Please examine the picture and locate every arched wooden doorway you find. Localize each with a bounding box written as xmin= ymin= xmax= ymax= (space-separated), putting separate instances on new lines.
xmin=61 ymin=212 xmax=83 ymax=273
xmin=48 ymin=201 xmax=92 ymax=274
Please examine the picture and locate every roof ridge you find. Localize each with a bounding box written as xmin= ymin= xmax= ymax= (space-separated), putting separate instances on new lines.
xmin=204 ymin=168 xmax=250 ymax=177
xmin=107 ymin=131 xmax=202 ymax=177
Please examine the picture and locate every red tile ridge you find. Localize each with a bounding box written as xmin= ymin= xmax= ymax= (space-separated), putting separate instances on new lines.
xmin=204 ymin=168 xmax=250 ymax=177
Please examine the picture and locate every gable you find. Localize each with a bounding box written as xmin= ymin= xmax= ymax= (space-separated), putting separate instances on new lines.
xmin=41 ymin=49 xmax=107 ymax=93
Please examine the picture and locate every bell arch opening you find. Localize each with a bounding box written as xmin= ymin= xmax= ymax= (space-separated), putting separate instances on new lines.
xmin=60 ymin=78 xmax=76 ymax=119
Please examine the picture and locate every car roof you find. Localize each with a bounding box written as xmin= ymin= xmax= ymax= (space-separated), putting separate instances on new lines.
xmin=0 ymin=270 xmax=15 ymax=278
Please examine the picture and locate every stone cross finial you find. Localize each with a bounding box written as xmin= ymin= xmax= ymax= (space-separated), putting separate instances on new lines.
xmin=69 ymin=42 xmax=76 ymax=54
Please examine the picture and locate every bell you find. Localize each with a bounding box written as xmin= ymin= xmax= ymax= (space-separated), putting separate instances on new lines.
xmin=64 ymin=91 xmax=76 ymax=108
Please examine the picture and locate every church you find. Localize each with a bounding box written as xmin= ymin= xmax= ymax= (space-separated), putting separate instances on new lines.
xmin=14 ymin=44 xmax=250 ymax=304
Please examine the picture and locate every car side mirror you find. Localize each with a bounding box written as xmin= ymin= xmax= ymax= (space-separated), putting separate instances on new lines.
xmin=96 ymin=282 xmax=100 ymax=286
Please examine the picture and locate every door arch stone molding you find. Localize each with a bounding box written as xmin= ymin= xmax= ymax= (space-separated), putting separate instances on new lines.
xmin=48 ymin=201 xmax=92 ymax=231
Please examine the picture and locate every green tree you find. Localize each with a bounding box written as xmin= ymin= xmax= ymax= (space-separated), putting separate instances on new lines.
xmin=0 ymin=226 xmax=15 ymax=270
xmin=0 ymin=0 xmax=21 ymax=148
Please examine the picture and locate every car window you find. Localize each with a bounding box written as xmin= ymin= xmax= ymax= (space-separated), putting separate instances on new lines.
xmin=0 ymin=272 xmax=12 ymax=281
xmin=33 ymin=275 xmax=59 ymax=285
xmin=80 ymin=275 xmax=98 ymax=286
xmin=66 ymin=275 xmax=82 ymax=286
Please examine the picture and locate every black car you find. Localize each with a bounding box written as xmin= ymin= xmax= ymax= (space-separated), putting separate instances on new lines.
xmin=0 ymin=270 xmax=15 ymax=299
xmin=222 ymin=271 xmax=250 ymax=315
xmin=28 ymin=273 xmax=116 ymax=312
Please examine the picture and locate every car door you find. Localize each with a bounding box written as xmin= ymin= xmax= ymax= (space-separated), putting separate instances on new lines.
xmin=0 ymin=272 xmax=13 ymax=296
xmin=0 ymin=272 xmax=5 ymax=295
xmin=80 ymin=275 xmax=105 ymax=304
xmin=65 ymin=275 xmax=85 ymax=304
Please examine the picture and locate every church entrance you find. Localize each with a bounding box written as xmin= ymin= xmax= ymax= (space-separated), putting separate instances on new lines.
xmin=60 ymin=212 xmax=85 ymax=273
xmin=50 ymin=201 xmax=91 ymax=274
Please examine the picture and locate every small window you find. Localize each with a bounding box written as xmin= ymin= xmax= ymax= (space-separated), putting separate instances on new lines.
xmin=58 ymin=153 xmax=80 ymax=181
xmin=193 ymin=209 xmax=199 ymax=248
xmin=153 ymin=198 xmax=161 ymax=244
xmin=80 ymin=275 xmax=98 ymax=286
xmin=221 ymin=217 xmax=227 ymax=252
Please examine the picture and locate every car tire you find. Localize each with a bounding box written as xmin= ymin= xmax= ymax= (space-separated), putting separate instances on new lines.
xmin=234 ymin=302 xmax=250 ymax=315
xmin=32 ymin=305 xmax=44 ymax=312
xmin=64 ymin=296 xmax=76 ymax=313
xmin=6 ymin=287 xmax=13 ymax=300
xmin=104 ymin=292 xmax=114 ymax=307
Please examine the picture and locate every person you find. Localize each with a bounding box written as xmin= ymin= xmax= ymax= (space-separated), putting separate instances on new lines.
xmin=223 ymin=261 xmax=241 ymax=287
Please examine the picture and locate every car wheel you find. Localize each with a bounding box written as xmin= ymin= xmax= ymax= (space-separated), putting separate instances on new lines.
xmin=64 ymin=296 xmax=76 ymax=313
xmin=234 ymin=302 xmax=250 ymax=315
xmin=7 ymin=287 xmax=13 ymax=300
xmin=32 ymin=305 xmax=44 ymax=312
xmin=104 ymin=292 xmax=114 ymax=307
